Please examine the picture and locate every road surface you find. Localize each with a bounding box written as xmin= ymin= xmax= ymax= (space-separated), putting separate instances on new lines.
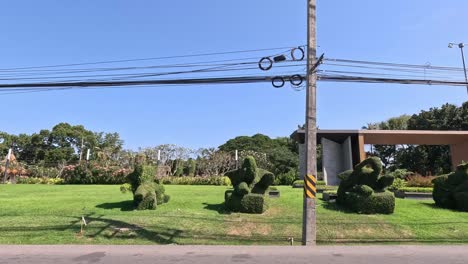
xmin=0 ymin=245 xmax=466 ymax=264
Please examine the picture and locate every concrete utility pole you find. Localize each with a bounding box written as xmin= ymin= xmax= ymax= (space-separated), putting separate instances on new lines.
xmin=302 ymin=0 xmax=317 ymax=246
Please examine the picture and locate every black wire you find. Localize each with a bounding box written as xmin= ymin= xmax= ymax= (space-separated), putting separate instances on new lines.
xmin=324 ymin=58 xmax=465 ymax=72
xmin=0 ymin=46 xmax=304 ymax=71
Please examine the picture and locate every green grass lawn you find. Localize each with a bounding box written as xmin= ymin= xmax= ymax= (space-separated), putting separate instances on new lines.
xmin=0 ymin=184 xmax=468 ymax=245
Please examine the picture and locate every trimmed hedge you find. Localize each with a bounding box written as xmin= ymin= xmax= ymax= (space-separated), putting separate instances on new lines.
xmin=433 ymin=162 xmax=468 ymax=211
xmin=398 ymin=187 xmax=433 ymax=193
xmin=225 ymin=192 xmax=268 ymax=214
xmin=134 ymin=183 xmax=157 ymax=210
xmin=224 ymin=156 xmax=273 ymax=214
xmin=159 ymin=176 xmax=231 ymax=186
xmin=343 ymin=191 xmax=395 ymax=214
xmin=127 ymin=163 xmax=169 ymax=210
xmin=337 ymin=157 xmax=395 ymax=214
xmin=17 ymin=176 xmax=64 ymax=185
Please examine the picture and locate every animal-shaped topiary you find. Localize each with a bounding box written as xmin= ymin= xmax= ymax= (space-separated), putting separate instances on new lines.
xmin=337 ymin=157 xmax=395 ymax=214
xmin=224 ymin=156 xmax=274 ymax=214
xmin=127 ymin=155 xmax=170 ymax=210
xmin=432 ymin=162 xmax=468 ymax=211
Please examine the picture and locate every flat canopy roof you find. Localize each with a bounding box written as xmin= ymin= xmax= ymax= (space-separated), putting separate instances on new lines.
xmin=291 ymin=129 xmax=468 ymax=145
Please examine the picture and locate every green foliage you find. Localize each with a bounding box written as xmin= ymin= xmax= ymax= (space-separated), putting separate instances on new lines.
xmin=367 ymin=102 xmax=468 ymax=175
xmin=242 ymin=156 xmax=257 ymax=185
xmin=292 ymin=180 xmax=303 ymax=187
xmin=344 ymin=191 xmax=395 ymax=214
xmin=352 ymin=185 xmax=374 ymax=197
xmin=224 ymin=156 xmax=274 ymax=214
xmin=389 ymin=178 xmax=407 ymax=191
xmin=0 ymin=123 xmax=123 ymax=168
xmin=159 ymin=176 xmax=231 ymax=186
xmin=127 ymin=165 xmax=155 ymax=193
xmin=240 ymin=194 xmax=268 ymax=214
xmin=274 ymin=169 xmax=298 ymax=186
xmin=224 ymin=192 xmax=268 ymax=214
xmin=185 ymin=159 xmax=196 ymax=176
xmin=17 ymin=176 xmax=64 ymax=185
xmin=433 ymin=162 xmax=468 ymax=211
xmin=377 ymin=175 xmax=396 ymax=190
xmin=337 ymin=157 xmax=395 ymax=214
xmin=218 ymin=134 xmax=299 ymax=176
xmin=387 ymin=169 xmax=413 ymax=179
xmin=127 ymin=162 xmax=169 ymax=210
xmin=235 ymin=182 xmax=250 ymax=195
xmin=338 ymin=170 xmax=353 ymax=181
xmin=134 ymin=183 xmax=157 ymax=210
xmin=398 ymin=187 xmax=433 ymax=193
xmin=120 ymin=183 xmax=132 ymax=194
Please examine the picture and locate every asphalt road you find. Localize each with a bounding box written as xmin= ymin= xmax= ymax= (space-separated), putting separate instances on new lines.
xmin=0 ymin=245 xmax=467 ymax=264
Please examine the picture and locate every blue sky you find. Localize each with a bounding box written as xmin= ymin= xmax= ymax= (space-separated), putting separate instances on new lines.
xmin=0 ymin=0 xmax=467 ymax=150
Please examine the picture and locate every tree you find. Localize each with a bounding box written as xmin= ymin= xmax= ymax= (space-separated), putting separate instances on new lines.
xmin=365 ymin=102 xmax=468 ymax=175
xmin=218 ymin=134 xmax=299 ymax=175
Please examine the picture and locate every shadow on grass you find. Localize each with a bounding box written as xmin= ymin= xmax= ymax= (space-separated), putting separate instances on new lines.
xmin=202 ymin=202 xmax=231 ymax=215
xmin=78 ymin=213 xmax=183 ymax=244
xmin=320 ymin=200 xmax=357 ymax=214
xmin=95 ymin=200 xmax=134 ymax=211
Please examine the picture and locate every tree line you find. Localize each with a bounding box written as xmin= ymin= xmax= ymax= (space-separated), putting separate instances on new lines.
xmin=365 ymin=101 xmax=468 ymax=175
xmin=0 ymin=124 xmax=299 ymax=182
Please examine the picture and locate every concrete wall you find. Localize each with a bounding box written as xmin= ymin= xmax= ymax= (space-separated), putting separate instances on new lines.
xmin=322 ymin=137 xmax=354 ymax=186
xmin=343 ymin=137 xmax=353 ymax=170
xmin=451 ymin=141 xmax=468 ymax=169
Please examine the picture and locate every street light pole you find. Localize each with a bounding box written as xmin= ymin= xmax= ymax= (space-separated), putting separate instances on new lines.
xmin=449 ymin=42 xmax=468 ymax=94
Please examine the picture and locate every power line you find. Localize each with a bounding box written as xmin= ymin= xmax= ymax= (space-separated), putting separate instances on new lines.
xmin=0 ymin=46 xmax=304 ymax=71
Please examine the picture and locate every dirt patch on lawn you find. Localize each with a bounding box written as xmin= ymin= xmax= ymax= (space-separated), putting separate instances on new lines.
xmin=227 ymin=222 xmax=272 ymax=237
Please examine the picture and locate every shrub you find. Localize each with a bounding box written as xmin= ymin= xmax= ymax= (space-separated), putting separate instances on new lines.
xmin=398 ymin=187 xmax=433 ymax=193
xmin=388 ymin=178 xmax=407 ymax=191
xmin=120 ymin=183 xmax=132 ymax=194
xmin=186 ymin=159 xmax=196 ymax=176
xmin=224 ymin=156 xmax=273 ymax=214
xmin=159 ymin=176 xmax=231 ymax=186
xmin=337 ymin=157 xmax=395 ymax=214
xmin=127 ymin=164 xmax=169 ymax=210
xmin=62 ymin=163 xmax=130 ymax=184
xmin=292 ymin=180 xmax=303 ymax=187
xmin=387 ymin=169 xmax=413 ymax=179
xmin=134 ymin=183 xmax=157 ymax=210
xmin=352 ymin=185 xmax=374 ymax=197
xmin=240 ymin=194 xmax=268 ymax=214
xmin=27 ymin=166 xmax=60 ymax=178
xmin=344 ymin=191 xmax=395 ymax=214
xmin=128 ymin=165 xmax=156 ymax=193
xmin=17 ymin=176 xmax=63 ymax=185
xmin=338 ymin=170 xmax=353 ymax=181
xmin=406 ymin=174 xmax=435 ymax=187
xmin=274 ymin=169 xmax=298 ymax=186
xmin=433 ymin=163 xmax=468 ymax=211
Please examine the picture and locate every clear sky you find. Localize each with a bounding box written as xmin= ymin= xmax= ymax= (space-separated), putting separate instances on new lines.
xmin=0 ymin=0 xmax=467 ymax=150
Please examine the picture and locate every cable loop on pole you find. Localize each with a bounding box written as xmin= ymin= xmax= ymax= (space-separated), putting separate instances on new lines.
xmin=291 ymin=47 xmax=305 ymax=61
xmin=258 ymin=57 xmax=273 ymax=71
xmin=272 ymin=76 xmax=285 ymax=88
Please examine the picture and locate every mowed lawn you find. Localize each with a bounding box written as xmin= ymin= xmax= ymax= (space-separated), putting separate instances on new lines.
xmin=1 ymin=185 xmax=468 ymax=245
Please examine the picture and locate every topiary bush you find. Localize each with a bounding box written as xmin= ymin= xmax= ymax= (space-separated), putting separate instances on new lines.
xmin=224 ymin=156 xmax=274 ymax=214
xmin=432 ymin=162 xmax=468 ymax=211
xmin=337 ymin=157 xmax=395 ymax=214
xmin=126 ymin=155 xmax=169 ymax=210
